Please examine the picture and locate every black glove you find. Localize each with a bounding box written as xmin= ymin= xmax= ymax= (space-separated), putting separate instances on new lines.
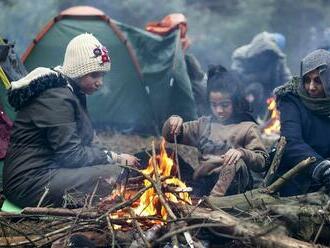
xmin=312 ymin=160 xmax=330 ymax=189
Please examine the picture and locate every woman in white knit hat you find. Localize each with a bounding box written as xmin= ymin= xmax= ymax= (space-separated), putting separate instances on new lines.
xmin=3 ymin=33 xmax=139 ymax=208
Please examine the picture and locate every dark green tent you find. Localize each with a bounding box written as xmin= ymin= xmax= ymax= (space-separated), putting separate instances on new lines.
xmin=23 ymin=6 xmax=197 ymax=134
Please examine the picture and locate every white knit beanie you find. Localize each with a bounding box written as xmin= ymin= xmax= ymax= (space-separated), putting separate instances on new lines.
xmin=60 ymin=33 xmax=111 ymax=79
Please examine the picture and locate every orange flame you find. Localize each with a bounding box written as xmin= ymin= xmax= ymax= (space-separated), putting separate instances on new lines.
xmin=110 ymin=139 xmax=191 ymax=227
xmin=263 ymin=97 xmax=280 ymax=135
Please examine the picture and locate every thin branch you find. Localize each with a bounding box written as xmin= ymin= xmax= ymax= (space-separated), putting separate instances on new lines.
xmin=37 ymin=185 xmax=49 ymax=207
xmin=173 ymin=135 xmax=181 ymax=180
xmin=123 ymin=168 xmax=130 ymax=197
xmin=207 ymin=226 xmax=246 ymax=240
xmin=6 ymin=224 xmax=73 ymax=246
xmin=152 ymin=141 xmax=180 ymax=247
xmin=151 ymin=141 xmax=177 ymax=221
xmin=186 ymin=198 xmax=205 ymax=216
xmin=0 ymin=221 xmax=10 ymax=247
xmin=263 ymin=136 xmax=286 ymax=186
xmin=170 ymin=223 xmax=179 ymax=248
xmin=243 ymin=192 xmax=253 ymax=208
xmin=128 ymin=205 xmax=151 ymax=248
xmin=64 ymin=201 xmax=88 ymax=247
xmin=88 ymin=178 xmax=100 ymax=208
xmin=313 ymin=200 xmax=330 ymax=243
xmin=106 ymin=215 xmax=117 ymax=248
xmin=96 ymin=184 xmax=152 ymax=222
xmin=266 ymin=157 xmax=316 ymax=194
xmin=0 ymin=219 xmax=38 ymax=247
xmin=22 ymin=207 xmax=99 ymax=219
xmin=153 ymin=223 xmax=231 ymax=245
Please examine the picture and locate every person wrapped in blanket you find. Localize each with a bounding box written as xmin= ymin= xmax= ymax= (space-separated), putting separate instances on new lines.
xmin=162 ymin=66 xmax=268 ymax=197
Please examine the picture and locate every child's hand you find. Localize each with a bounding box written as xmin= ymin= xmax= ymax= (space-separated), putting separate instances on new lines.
xmin=223 ymin=149 xmax=243 ymax=166
xmin=194 ymin=155 xmax=224 ymax=179
xmin=202 ymin=154 xmax=225 ymax=165
xmin=168 ymin=115 xmax=183 ymax=136
xmin=119 ymin=154 xmax=140 ymax=166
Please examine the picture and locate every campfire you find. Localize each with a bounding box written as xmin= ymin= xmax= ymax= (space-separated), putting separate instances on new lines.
xmin=262 ymin=97 xmax=281 ymax=136
xmin=102 ymin=139 xmax=192 ymax=229
xmin=1 ymin=140 xmax=328 ymax=247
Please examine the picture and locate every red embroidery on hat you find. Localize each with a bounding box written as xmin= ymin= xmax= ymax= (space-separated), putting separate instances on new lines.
xmin=101 ymin=47 xmax=110 ymax=64
xmin=92 ymin=45 xmax=110 ymax=65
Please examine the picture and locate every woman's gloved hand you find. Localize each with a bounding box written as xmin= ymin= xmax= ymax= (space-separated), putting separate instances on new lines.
xmin=312 ymin=160 xmax=330 ymax=190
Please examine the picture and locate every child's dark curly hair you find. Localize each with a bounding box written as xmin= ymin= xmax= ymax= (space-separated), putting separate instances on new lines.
xmin=207 ymin=65 xmax=250 ymax=116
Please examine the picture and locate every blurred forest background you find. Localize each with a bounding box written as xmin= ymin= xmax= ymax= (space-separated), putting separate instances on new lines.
xmin=1 ymin=0 xmax=330 ymax=74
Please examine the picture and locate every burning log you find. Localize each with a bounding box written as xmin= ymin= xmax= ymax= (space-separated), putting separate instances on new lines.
xmin=95 ymin=140 xmax=195 ymax=246
xmin=97 ymin=184 xmax=153 ymax=213
xmin=104 ymin=140 xmax=191 ymax=224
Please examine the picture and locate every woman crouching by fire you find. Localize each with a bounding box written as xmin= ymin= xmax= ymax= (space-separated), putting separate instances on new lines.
xmin=162 ymin=66 xmax=268 ymax=196
xmin=3 ymin=33 xmax=139 ymax=208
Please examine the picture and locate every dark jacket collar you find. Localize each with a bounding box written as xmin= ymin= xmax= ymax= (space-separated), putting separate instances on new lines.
xmin=65 ymin=77 xmax=87 ymax=110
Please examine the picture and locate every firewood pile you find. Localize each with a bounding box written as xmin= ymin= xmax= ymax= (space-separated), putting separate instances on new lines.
xmin=0 ymin=141 xmax=330 ymax=247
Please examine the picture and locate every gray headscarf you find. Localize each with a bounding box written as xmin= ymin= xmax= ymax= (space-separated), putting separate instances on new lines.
xmin=301 ymin=49 xmax=330 ymax=97
xmin=274 ymin=49 xmax=330 ymax=117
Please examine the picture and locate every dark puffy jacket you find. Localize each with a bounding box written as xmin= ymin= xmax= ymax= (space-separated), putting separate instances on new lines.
xmin=277 ymin=94 xmax=330 ymax=196
xmin=4 ymin=72 xmax=109 ymax=205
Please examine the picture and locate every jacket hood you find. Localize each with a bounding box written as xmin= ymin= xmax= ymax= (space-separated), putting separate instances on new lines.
xmin=8 ymin=67 xmax=68 ymax=110
xmin=232 ymin=32 xmax=285 ymax=61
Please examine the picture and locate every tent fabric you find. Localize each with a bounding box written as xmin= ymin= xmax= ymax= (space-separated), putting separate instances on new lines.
xmin=145 ymin=13 xmax=191 ymax=51
xmin=117 ymin=22 xmax=196 ymax=125
xmin=23 ymin=7 xmax=197 ymax=134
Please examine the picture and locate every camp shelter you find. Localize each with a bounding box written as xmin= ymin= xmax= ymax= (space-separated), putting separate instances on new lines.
xmin=22 ymin=6 xmax=197 ymax=134
xmin=0 ymin=37 xmax=27 ymax=191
